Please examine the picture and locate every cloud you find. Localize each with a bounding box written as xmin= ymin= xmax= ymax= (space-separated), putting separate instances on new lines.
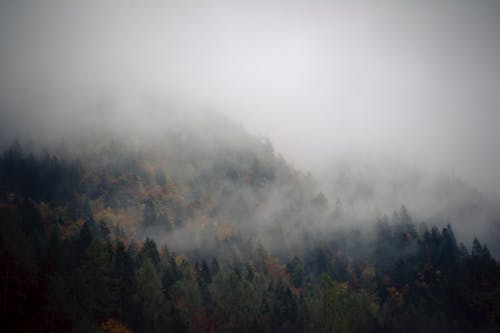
xmin=0 ymin=0 xmax=499 ymax=192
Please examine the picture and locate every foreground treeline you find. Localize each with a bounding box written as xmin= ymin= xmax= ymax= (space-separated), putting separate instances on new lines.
xmin=0 ymin=143 xmax=499 ymax=332
xmin=1 ymin=200 xmax=500 ymax=333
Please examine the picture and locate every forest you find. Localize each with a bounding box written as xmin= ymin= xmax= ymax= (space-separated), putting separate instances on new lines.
xmin=2 ymin=1 xmax=500 ymax=332
xmin=1 ymin=136 xmax=499 ymax=333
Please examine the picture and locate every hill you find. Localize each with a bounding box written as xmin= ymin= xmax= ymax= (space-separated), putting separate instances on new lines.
xmin=0 ymin=112 xmax=499 ymax=332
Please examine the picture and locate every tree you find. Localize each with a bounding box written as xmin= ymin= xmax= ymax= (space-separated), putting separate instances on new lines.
xmin=17 ymin=199 xmax=44 ymax=237
xmin=286 ymin=257 xmax=305 ymax=288
xmin=100 ymin=318 xmax=133 ymax=333
xmin=143 ymin=198 xmax=157 ymax=226
xmin=112 ymin=241 xmax=141 ymax=329
xmin=77 ymin=238 xmax=118 ymax=320
xmin=137 ymin=258 xmax=168 ymax=333
xmin=210 ymin=272 xmax=260 ymax=333
xmin=140 ymin=238 xmax=161 ymax=270
xmin=270 ymin=280 xmax=300 ymax=333
xmin=313 ymin=274 xmax=377 ymax=333
xmin=171 ymin=272 xmax=203 ymax=332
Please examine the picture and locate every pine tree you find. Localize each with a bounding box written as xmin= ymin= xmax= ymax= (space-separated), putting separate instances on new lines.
xmin=140 ymin=238 xmax=161 ymax=270
xmin=137 ymin=258 xmax=168 ymax=333
xmin=77 ymin=238 xmax=118 ymax=320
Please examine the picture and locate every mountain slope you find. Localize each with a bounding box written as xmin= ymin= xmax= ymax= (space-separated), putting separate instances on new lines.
xmin=0 ymin=112 xmax=499 ymax=332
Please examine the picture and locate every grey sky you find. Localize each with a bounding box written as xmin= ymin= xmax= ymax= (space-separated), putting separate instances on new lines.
xmin=1 ymin=0 xmax=500 ymax=193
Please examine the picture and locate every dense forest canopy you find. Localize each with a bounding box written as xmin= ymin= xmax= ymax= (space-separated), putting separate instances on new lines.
xmin=1 ymin=115 xmax=499 ymax=332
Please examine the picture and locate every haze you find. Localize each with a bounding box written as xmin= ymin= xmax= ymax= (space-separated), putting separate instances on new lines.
xmin=1 ymin=0 xmax=500 ymax=194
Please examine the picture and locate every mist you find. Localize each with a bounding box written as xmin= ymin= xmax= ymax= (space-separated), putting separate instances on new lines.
xmin=3 ymin=3 xmax=500 ymax=330
xmin=1 ymin=0 xmax=500 ymax=251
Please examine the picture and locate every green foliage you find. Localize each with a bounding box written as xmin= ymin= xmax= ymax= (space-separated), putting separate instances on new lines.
xmin=77 ymin=238 xmax=119 ymax=319
xmin=137 ymin=258 xmax=169 ymax=333
xmin=308 ymin=274 xmax=377 ymax=333
xmin=210 ymin=272 xmax=260 ymax=332
xmin=0 ymin=143 xmax=499 ymax=333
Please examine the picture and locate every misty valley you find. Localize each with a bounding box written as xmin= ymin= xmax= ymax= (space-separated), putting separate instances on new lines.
xmin=0 ymin=115 xmax=499 ymax=333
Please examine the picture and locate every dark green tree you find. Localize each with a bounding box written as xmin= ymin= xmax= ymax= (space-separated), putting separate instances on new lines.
xmin=77 ymin=238 xmax=118 ymax=320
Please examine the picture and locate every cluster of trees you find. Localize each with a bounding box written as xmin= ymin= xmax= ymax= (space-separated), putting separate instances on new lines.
xmin=1 ymin=144 xmax=499 ymax=332
xmin=0 ymin=142 xmax=82 ymax=204
xmin=2 ymin=201 xmax=499 ymax=332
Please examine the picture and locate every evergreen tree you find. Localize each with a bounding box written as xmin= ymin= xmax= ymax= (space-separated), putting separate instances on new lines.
xmin=137 ymin=258 xmax=168 ymax=333
xmin=143 ymin=198 xmax=157 ymax=226
xmin=210 ymin=272 xmax=260 ymax=333
xmin=140 ymin=238 xmax=161 ymax=271
xmin=77 ymin=238 xmax=118 ymax=321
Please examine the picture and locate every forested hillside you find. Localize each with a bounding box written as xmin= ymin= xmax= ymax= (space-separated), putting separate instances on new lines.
xmin=2 ymin=0 xmax=500 ymax=332
xmin=1 ymin=123 xmax=499 ymax=332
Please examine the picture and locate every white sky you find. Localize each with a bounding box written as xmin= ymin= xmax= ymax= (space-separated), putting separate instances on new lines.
xmin=1 ymin=0 xmax=500 ymax=192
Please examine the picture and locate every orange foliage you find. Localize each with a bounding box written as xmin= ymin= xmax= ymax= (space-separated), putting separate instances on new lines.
xmin=174 ymin=294 xmax=188 ymax=314
xmin=266 ymin=257 xmax=289 ymax=282
xmin=383 ymin=274 xmax=391 ymax=286
xmin=386 ymin=287 xmax=403 ymax=304
xmin=100 ymin=318 xmax=133 ymax=333
xmin=290 ymin=286 xmax=303 ymax=297
xmin=216 ymin=222 xmax=237 ymax=241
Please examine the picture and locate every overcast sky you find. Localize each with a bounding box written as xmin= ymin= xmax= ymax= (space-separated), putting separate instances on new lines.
xmin=1 ymin=0 xmax=500 ymax=193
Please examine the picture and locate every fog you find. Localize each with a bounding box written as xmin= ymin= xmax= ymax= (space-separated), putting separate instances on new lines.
xmin=1 ymin=1 xmax=500 ymax=253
